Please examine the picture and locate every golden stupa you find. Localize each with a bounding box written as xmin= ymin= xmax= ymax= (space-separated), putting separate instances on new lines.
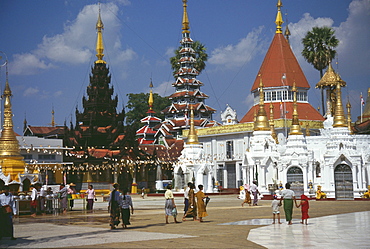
xmin=0 ymin=75 xmax=25 ymax=182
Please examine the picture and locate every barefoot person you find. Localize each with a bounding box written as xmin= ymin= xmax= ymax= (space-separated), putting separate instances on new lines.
xmin=195 ymin=185 xmax=208 ymax=222
xmin=297 ymin=194 xmax=310 ymax=225
xmin=279 ymin=183 xmax=297 ymax=225
xmin=182 ymin=183 xmax=197 ymax=221
xmin=271 ymin=194 xmax=282 ymax=224
xmin=164 ymin=185 xmax=179 ymax=224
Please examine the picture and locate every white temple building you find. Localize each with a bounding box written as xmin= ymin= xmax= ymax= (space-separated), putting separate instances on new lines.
xmin=174 ymin=0 xmax=370 ymax=199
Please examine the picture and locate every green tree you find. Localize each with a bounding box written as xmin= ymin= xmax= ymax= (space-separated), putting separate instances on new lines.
xmin=125 ymin=92 xmax=171 ymax=131
xmin=170 ymin=40 xmax=208 ymax=78
xmin=301 ymin=26 xmax=339 ymax=115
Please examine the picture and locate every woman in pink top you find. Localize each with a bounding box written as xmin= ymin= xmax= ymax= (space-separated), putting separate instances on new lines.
xmin=85 ymin=185 xmax=96 ymax=212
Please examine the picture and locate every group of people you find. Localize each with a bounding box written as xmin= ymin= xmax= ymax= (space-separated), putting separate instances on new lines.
xmin=108 ymin=183 xmax=134 ymax=230
xmin=272 ymin=183 xmax=310 ymax=225
xmin=240 ymin=180 xmax=260 ymax=207
xmin=170 ymin=182 xmax=209 ymax=223
xmin=58 ymin=183 xmax=97 ymax=215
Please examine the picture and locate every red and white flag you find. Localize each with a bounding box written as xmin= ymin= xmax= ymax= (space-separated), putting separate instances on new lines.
xmin=361 ymin=93 xmax=365 ymax=106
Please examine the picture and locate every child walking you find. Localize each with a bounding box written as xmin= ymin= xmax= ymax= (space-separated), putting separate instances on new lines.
xmin=271 ymin=195 xmax=282 ymax=224
xmin=296 ymin=194 xmax=309 ymax=225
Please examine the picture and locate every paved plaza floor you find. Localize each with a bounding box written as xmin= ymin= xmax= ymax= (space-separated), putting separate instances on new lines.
xmin=1 ymin=195 xmax=369 ymax=248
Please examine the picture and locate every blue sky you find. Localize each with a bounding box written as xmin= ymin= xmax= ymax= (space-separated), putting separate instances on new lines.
xmin=0 ymin=0 xmax=369 ymax=134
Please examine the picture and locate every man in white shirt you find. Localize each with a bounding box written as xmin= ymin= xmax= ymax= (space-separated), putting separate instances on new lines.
xmin=250 ymin=180 xmax=260 ymax=206
xmin=0 ymin=185 xmax=17 ymax=240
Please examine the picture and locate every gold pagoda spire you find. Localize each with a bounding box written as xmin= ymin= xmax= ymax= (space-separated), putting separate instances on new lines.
xmin=182 ymin=0 xmax=190 ymax=34
xmin=50 ymin=106 xmax=55 ymax=127
xmin=95 ymin=6 xmax=106 ymax=64
xmin=254 ymin=74 xmax=269 ymax=131
xmin=289 ymin=82 xmax=303 ymax=135
xmin=346 ymin=99 xmax=352 ymax=132
xmin=0 ymin=72 xmax=25 ymax=181
xmin=275 ymin=0 xmax=284 ymax=34
xmin=269 ymin=102 xmax=278 ymax=143
xmin=148 ymin=80 xmax=154 ymax=111
xmin=333 ymin=82 xmax=347 ymax=127
xmin=186 ymin=105 xmax=199 ymax=144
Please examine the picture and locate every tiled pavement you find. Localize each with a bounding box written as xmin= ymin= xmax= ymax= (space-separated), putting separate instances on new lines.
xmin=0 ymin=195 xmax=369 ymax=248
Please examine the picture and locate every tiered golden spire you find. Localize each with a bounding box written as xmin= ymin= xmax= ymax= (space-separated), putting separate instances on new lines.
xmin=269 ymin=102 xmax=278 ymax=143
xmin=182 ymin=0 xmax=190 ymax=34
xmin=0 ymin=78 xmax=21 ymax=157
xmin=289 ymin=82 xmax=303 ymax=135
xmin=0 ymin=72 xmax=25 ymax=181
xmin=148 ymin=80 xmax=154 ymax=111
xmin=50 ymin=106 xmax=55 ymax=127
xmin=95 ymin=6 xmax=106 ymax=64
xmin=333 ymin=82 xmax=347 ymax=127
xmin=254 ymin=74 xmax=270 ymax=131
xmin=275 ymin=0 xmax=284 ymax=34
xmin=186 ymin=105 xmax=199 ymax=144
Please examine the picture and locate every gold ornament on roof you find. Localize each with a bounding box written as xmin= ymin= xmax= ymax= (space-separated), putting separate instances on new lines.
xmin=254 ymin=74 xmax=269 ymax=131
xmin=182 ymin=0 xmax=190 ymax=34
xmin=95 ymin=6 xmax=106 ymax=64
xmin=275 ymin=0 xmax=284 ymax=34
xmin=289 ymin=82 xmax=303 ymax=135
xmin=333 ymin=82 xmax=347 ymax=127
xmin=187 ymin=105 xmax=199 ymax=144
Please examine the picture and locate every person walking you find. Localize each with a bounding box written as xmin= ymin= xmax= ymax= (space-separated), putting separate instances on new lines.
xmin=67 ymin=183 xmax=77 ymax=211
xmin=297 ymin=194 xmax=310 ymax=225
xmin=85 ymin=184 xmax=96 ymax=212
xmin=182 ymin=183 xmax=197 ymax=221
xmin=195 ymin=185 xmax=208 ymax=222
xmin=58 ymin=183 xmax=68 ymax=215
xmin=280 ymin=183 xmax=297 ymax=225
xmin=164 ymin=185 xmax=179 ymax=224
xmin=109 ymin=183 xmax=121 ymax=229
xmin=30 ymin=183 xmax=40 ymax=217
xmin=271 ymin=194 xmax=282 ymax=224
xmin=119 ymin=188 xmax=134 ymax=228
xmin=250 ymin=180 xmax=260 ymax=206
xmin=0 ymin=185 xmax=17 ymax=240
xmin=241 ymin=184 xmax=252 ymax=207
xmin=183 ymin=182 xmax=191 ymax=216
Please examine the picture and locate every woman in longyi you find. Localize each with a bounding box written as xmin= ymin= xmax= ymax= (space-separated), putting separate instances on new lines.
xmin=195 ymin=185 xmax=208 ymax=222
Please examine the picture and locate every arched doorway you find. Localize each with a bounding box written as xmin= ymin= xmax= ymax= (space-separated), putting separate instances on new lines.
xmin=287 ymin=166 xmax=304 ymax=196
xmin=334 ymin=164 xmax=353 ymax=200
xmin=22 ymin=178 xmax=31 ymax=193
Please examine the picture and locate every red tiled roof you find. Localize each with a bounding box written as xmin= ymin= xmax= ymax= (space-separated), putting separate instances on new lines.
xmin=240 ymin=102 xmax=324 ymax=123
xmin=168 ymin=91 xmax=209 ymax=99
xmin=140 ymin=116 xmax=161 ymax=123
xmin=251 ymin=33 xmax=310 ymax=92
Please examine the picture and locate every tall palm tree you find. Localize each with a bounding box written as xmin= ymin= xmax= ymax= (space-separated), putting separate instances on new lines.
xmin=302 ymin=26 xmax=339 ymax=115
xmin=170 ymin=40 xmax=208 ymax=78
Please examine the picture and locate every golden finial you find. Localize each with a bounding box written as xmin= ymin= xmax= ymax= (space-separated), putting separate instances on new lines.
xmin=269 ymin=102 xmax=278 ymax=143
xmin=289 ymin=82 xmax=303 ymax=135
xmin=333 ymin=82 xmax=347 ymax=127
xmin=254 ymin=74 xmax=270 ymax=131
xmin=95 ymin=5 xmax=106 ymax=64
xmin=346 ymin=99 xmax=352 ymax=132
xmin=187 ymin=105 xmax=199 ymax=144
xmin=148 ymin=79 xmax=154 ymax=111
xmin=182 ymin=0 xmax=190 ymax=34
xmin=275 ymin=0 xmax=284 ymax=34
